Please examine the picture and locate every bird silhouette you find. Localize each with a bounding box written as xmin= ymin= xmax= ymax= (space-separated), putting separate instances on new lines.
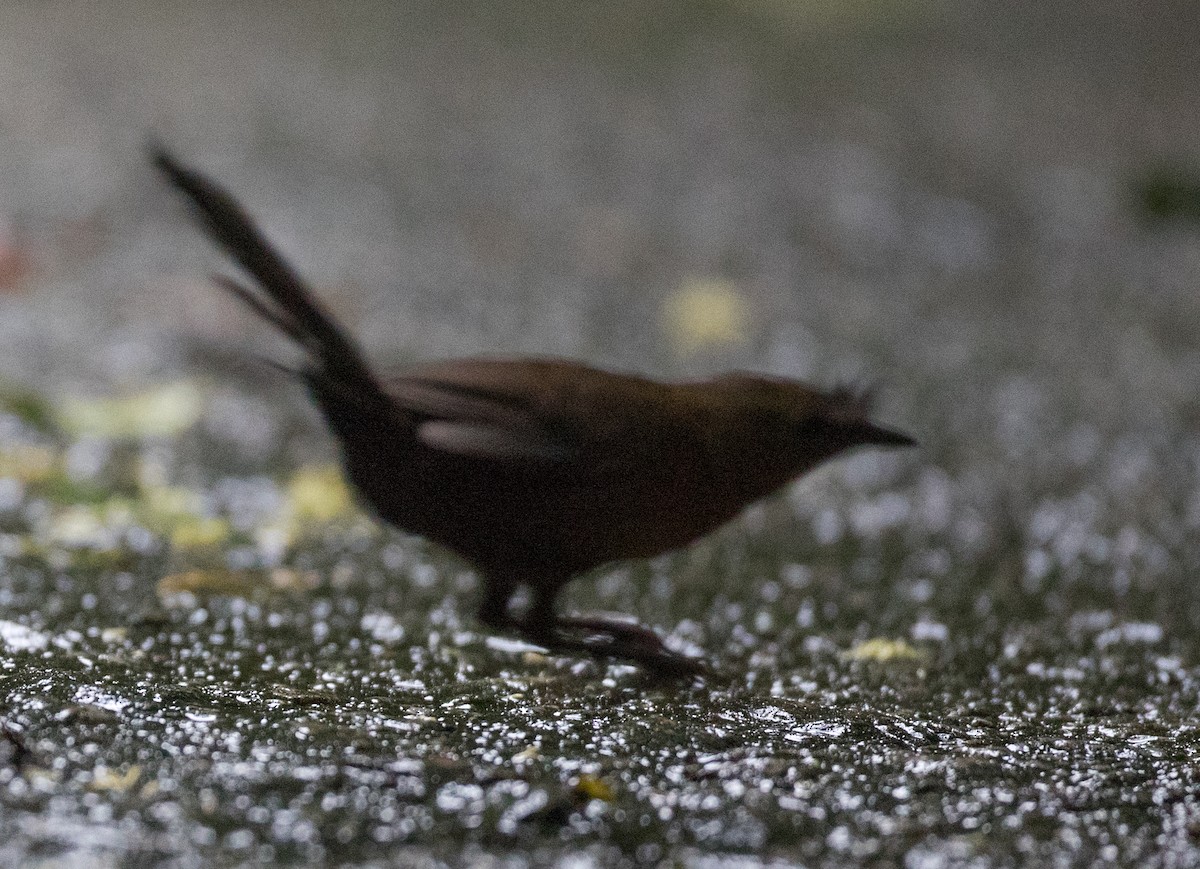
xmin=153 ymin=149 xmax=915 ymax=676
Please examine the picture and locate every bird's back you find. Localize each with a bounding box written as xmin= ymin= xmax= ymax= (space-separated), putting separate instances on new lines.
xmin=320 ymin=357 xmax=738 ymax=578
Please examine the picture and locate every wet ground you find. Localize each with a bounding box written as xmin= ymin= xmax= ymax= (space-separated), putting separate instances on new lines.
xmin=2 ymin=0 xmax=1200 ymax=865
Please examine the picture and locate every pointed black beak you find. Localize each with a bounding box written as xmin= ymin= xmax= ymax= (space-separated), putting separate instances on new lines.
xmin=853 ymin=421 xmax=918 ymax=448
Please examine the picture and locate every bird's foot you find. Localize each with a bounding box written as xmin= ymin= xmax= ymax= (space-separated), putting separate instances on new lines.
xmin=519 ymin=615 xmax=708 ymax=678
xmin=554 ymin=614 xmax=674 ymax=649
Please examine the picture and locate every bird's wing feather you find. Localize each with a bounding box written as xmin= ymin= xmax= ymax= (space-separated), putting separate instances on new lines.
xmin=387 ymin=376 xmax=578 ymax=462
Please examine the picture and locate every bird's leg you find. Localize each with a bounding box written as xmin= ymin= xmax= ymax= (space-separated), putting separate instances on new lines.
xmin=476 ymin=576 xmax=614 ymax=657
xmin=476 ymin=576 xmax=517 ymax=631
xmin=514 ymin=583 xmax=571 ymax=647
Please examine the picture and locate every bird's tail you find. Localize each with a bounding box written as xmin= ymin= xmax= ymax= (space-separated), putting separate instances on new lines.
xmin=152 ymin=147 xmax=379 ymax=393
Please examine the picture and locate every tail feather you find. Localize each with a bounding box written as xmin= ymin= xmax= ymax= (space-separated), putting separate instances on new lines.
xmin=210 ymin=274 xmax=311 ymax=351
xmin=153 ymin=147 xmax=375 ymax=388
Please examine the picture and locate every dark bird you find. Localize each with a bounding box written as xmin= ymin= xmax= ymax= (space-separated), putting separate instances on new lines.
xmin=153 ymin=149 xmax=915 ymax=676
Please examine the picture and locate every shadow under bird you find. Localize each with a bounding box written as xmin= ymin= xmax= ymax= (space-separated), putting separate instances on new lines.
xmin=153 ymin=149 xmax=915 ymax=676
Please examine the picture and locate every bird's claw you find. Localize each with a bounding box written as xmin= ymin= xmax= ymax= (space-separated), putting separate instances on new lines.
xmin=515 ymin=615 xmax=709 ymax=678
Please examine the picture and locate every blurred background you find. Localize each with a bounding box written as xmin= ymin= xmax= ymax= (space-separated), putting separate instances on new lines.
xmin=1 ymin=0 xmax=1195 ymax=395
xmin=3 ymin=0 xmax=1200 ymax=864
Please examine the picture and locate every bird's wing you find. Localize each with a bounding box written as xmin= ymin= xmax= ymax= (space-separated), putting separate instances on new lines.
xmin=386 ymin=375 xmax=579 ymax=463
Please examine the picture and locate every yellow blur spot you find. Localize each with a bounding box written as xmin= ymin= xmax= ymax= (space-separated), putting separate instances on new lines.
xmin=268 ymin=567 xmax=321 ymax=592
xmin=157 ymin=567 xmax=318 ymax=603
xmin=135 ymin=482 xmax=232 ymax=549
xmin=157 ymin=569 xmax=261 ymax=600
xmin=573 ymin=774 xmax=615 ymax=802
xmin=89 ymin=765 xmax=142 ymax=793
xmin=843 ymin=638 xmax=927 ymax=663
xmin=169 ymin=517 xmax=232 ymax=549
xmin=662 ymin=277 xmax=748 ymax=355
xmin=56 ymin=381 xmax=204 ymax=438
xmin=287 ymin=465 xmax=355 ymax=522
xmin=141 ymin=483 xmax=204 ymax=523
xmin=0 ymin=444 xmax=58 ymax=483
xmin=45 ymin=505 xmax=107 ymax=547
xmin=512 ymin=746 xmax=539 ymax=764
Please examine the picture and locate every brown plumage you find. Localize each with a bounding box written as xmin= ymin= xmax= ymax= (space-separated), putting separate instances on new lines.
xmin=153 ymin=149 xmax=915 ymax=676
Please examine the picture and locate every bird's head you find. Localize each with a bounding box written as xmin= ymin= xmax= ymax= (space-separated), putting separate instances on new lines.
xmin=705 ymin=373 xmax=915 ymax=481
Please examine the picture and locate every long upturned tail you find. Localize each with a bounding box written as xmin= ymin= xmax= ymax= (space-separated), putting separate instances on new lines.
xmin=152 ymin=147 xmax=379 ymax=393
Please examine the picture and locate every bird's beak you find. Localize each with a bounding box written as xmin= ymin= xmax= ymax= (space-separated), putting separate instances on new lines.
xmin=852 ymin=422 xmax=918 ymax=448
